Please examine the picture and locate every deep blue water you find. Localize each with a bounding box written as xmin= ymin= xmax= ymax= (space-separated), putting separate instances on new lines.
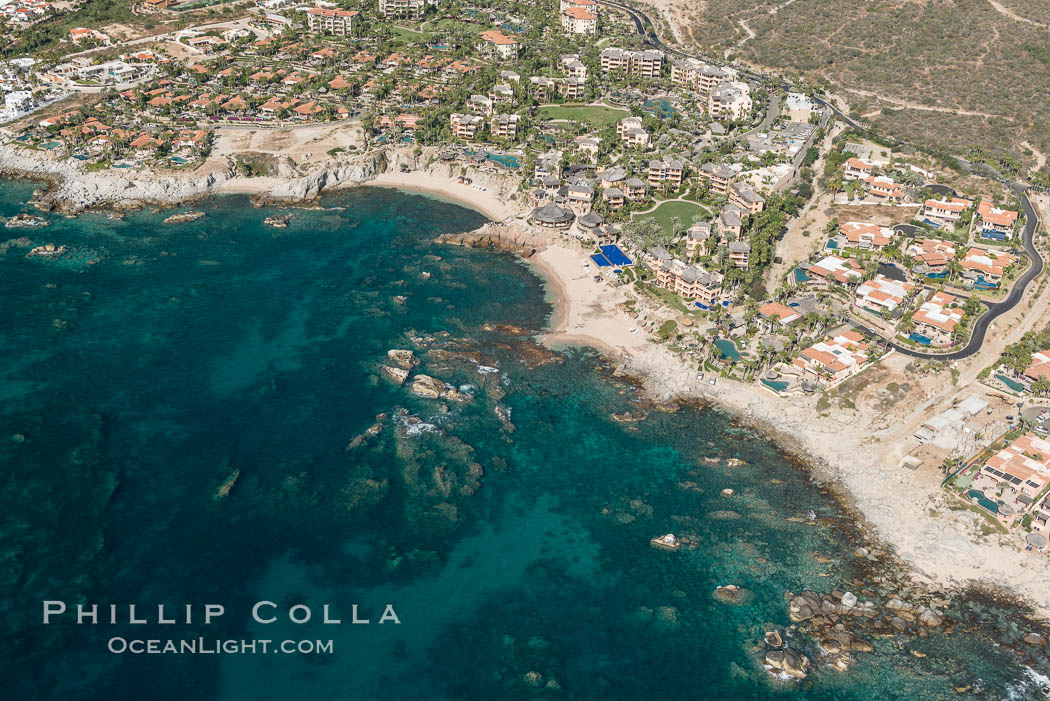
xmin=0 ymin=184 xmax=1046 ymax=700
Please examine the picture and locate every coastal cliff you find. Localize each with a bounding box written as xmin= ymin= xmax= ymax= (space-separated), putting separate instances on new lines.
xmin=0 ymin=143 xmax=516 ymax=214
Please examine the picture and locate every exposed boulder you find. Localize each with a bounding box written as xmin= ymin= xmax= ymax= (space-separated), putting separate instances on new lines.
xmin=387 ymin=349 xmax=419 ymax=369
xmin=410 ymin=374 xmax=446 ymax=399
xmin=381 ymin=366 xmax=409 ymax=385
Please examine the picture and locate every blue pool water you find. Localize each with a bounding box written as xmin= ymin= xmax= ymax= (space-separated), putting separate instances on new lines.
xmin=908 ymin=333 xmax=933 ymax=345
xmin=713 ymin=339 xmax=742 ymax=361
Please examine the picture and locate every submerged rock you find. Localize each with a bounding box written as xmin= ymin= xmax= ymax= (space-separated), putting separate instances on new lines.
xmin=381 ymin=366 xmax=409 ymax=385
xmin=163 ymin=210 xmax=205 ymax=224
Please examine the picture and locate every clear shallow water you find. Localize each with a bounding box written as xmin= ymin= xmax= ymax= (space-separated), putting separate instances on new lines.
xmin=0 ymin=184 xmax=1045 ymax=700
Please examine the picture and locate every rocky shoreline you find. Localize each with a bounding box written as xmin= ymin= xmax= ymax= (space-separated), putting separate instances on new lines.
xmin=0 ymin=143 xmax=506 ymax=215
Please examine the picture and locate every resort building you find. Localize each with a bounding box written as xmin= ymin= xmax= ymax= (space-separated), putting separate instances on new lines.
xmin=838 ymin=222 xmax=895 ymax=250
xmin=792 ymin=331 xmax=870 ymax=386
xmin=617 ymin=116 xmax=649 ymax=147
xmin=489 ymin=114 xmax=520 ymax=140
xmin=962 ymin=248 xmax=1017 ymax=285
xmin=686 ymin=222 xmax=712 ymax=258
xmin=647 ymin=159 xmax=684 ymax=190
xmin=707 ymin=80 xmax=752 ymax=120
xmin=529 ymin=204 xmax=575 ymax=229
xmin=920 ymin=197 xmax=972 ymax=229
xmin=558 ymin=76 xmax=586 ymax=100
xmin=717 ymin=205 xmax=744 ymax=239
xmin=449 ymin=113 xmax=484 ymax=140
xmin=651 ymin=257 xmax=726 ymax=308
xmin=729 ymin=182 xmax=765 ymax=214
xmin=728 ymin=241 xmax=750 ymax=269
xmin=599 ymin=48 xmax=664 ymax=79
xmin=981 ymin=433 xmax=1050 ymax=499
xmin=306 ymin=7 xmax=358 ymax=35
xmin=561 ymin=7 xmax=597 ymax=34
xmin=906 ymin=238 xmax=956 ymax=274
xmin=489 ymin=83 xmax=514 ymax=102
xmin=378 ymin=0 xmax=425 ymax=19
xmin=529 ymin=76 xmax=556 ymax=102
xmin=977 ymin=200 xmax=1019 ymax=240
xmin=806 ymin=255 xmax=864 ymax=287
xmin=670 ymin=58 xmax=732 ymax=94
xmin=699 ymin=162 xmax=734 ymax=195
xmin=911 ymin=292 xmax=964 ymax=346
xmin=561 ymin=54 xmax=588 ymax=78
xmin=478 ymin=30 xmax=520 ymax=59
xmin=854 ymin=275 xmax=914 ymax=315
xmin=623 ymin=177 xmax=647 ymax=200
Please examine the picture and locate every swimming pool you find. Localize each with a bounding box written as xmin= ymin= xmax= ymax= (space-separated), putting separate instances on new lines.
xmin=760 ymin=379 xmax=789 ymax=393
xmin=714 ymin=339 xmax=741 ymax=361
xmin=908 ymin=332 xmax=932 ymax=345
xmin=997 ymin=373 xmax=1026 ymax=392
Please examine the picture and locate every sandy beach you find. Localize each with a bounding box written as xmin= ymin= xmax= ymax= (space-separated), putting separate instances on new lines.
xmin=523 ymin=238 xmax=1050 ymax=617
xmin=364 ymin=169 xmax=516 ymax=223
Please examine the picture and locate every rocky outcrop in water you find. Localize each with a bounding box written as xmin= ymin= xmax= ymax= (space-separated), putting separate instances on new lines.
xmin=435 ymin=222 xmax=549 ymax=259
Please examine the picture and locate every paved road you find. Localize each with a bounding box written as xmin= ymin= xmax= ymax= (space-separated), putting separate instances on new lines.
xmin=850 ymin=189 xmax=1043 ymax=360
xmin=602 ymin=0 xmax=1047 ymax=360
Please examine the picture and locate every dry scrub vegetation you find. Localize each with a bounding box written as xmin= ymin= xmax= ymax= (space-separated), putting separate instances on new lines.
xmin=682 ymin=0 xmax=1050 ymax=173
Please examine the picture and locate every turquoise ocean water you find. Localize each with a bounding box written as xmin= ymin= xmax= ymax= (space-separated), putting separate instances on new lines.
xmin=0 ymin=183 xmax=1047 ymax=699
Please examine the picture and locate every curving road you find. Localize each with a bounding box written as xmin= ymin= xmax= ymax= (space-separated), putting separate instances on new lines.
xmin=850 ymin=189 xmax=1043 ymax=360
xmin=601 ymin=0 xmax=1046 ymax=359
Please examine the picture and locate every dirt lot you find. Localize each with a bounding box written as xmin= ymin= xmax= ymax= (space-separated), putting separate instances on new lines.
xmin=212 ymin=122 xmax=365 ymax=166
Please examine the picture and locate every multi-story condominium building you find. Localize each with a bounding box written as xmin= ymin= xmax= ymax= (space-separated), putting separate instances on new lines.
xmin=379 ymin=0 xmax=425 ymax=19
xmin=647 ymin=159 xmax=684 ymax=190
xmin=449 ymin=113 xmax=484 ymax=140
xmin=530 ymin=76 xmax=556 ymax=102
xmin=708 ymin=80 xmax=752 ymax=119
xmin=559 ymin=76 xmax=586 ymax=100
xmin=490 ymin=114 xmax=520 ymax=140
xmin=616 ymin=115 xmax=649 ymax=147
xmin=728 ymin=241 xmax=750 ymax=269
xmin=306 ymin=7 xmax=358 ymax=35
xmin=623 ymin=177 xmax=647 ymax=200
xmin=650 ymin=254 xmax=726 ymax=308
xmin=561 ymin=54 xmax=588 ymax=78
xmin=686 ymin=222 xmax=712 ymax=258
xmin=599 ymin=48 xmax=663 ymax=79
xmin=478 ymin=30 xmax=519 ymax=59
xmin=566 ymin=179 xmax=595 ymax=214
xmin=729 ymin=182 xmax=765 ymax=214
xmin=670 ymin=58 xmax=732 ymax=94
xmin=699 ymin=162 xmax=734 ymax=195
xmin=561 ymin=6 xmax=597 ymax=34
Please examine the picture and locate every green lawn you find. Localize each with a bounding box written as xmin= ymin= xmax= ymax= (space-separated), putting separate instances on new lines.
xmin=535 ymin=105 xmax=627 ymax=127
xmin=634 ymin=200 xmax=708 ymax=234
xmin=421 ymin=19 xmax=486 ymax=35
xmin=388 ymin=25 xmax=426 ymax=43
